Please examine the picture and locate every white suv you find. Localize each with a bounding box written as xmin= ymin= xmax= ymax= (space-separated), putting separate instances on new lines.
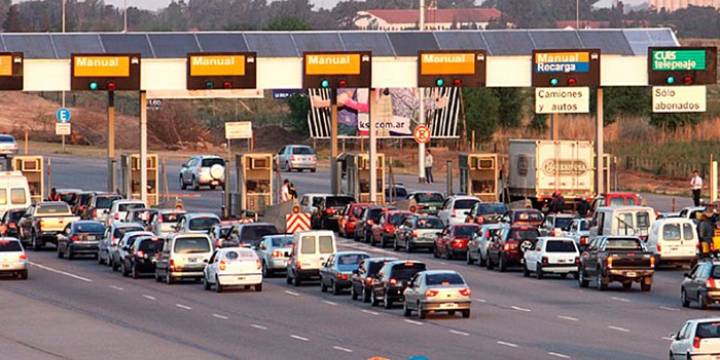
xmin=523 ymin=237 xmax=579 ymax=279
xmin=670 ymin=318 xmax=720 ymax=359
xmin=438 ymin=196 xmax=480 ymax=226
xmin=179 ymin=155 xmax=225 ymax=191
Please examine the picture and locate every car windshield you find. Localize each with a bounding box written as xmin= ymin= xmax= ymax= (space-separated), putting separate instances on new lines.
xmin=0 ymin=239 xmax=22 ymax=251
xmin=174 ymin=237 xmax=211 ymax=254
xmin=389 ymin=213 xmax=408 ymax=226
xmin=367 ymin=261 xmax=387 ymax=276
xmin=37 ymin=203 xmax=70 ymax=214
xmin=510 ymin=229 xmax=539 ymax=240
xmin=416 ymin=217 xmax=444 ymax=229
xmin=606 ymin=238 xmax=643 ymax=250
xmin=291 ymin=147 xmax=314 ymax=155
xmin=138 ymin=239 xmax=163 ymax=253
xmin=7 ymin=211 xmax=24 ymax=222
xmin=114 ymin=226 xmax=143 ymax=238
xmin=201 ymin=158 xmax=225 ymax=167
xmin=578 ymin=221 xmax=590 ymax=231
xmin=319 ymin=236 xmax=334 ymax=254
xmin=338 ymin=253 xmax=368 ymax=265
xmin=515 ymin=211 xmax=543 ymax=222
xmin=270 ymin=236 xmax=293 ymax=247
xmin=554 ymin=217 xmax=574 ymax=230
xmin=240 ymin=225 xmax=277 ymax=243
xmin=189 ymin=217 xmax=219 ymax=231
xmin=326 ymin=196 xmax=354 ymax=208
xmin=97 ymin=196 xmax=122 ymax=208
xmin=609 ymin=198 xmax=627 ymax=207
xmin=391 ymin=263 xmax=427 ymax=280
xmin=453 ymin=199 xmax=478 ymax=209
xmin=161 ymin=212 xmax=182 ymax=223
xmin=696 ymin=322 xmax=720 ymax=339
xmin=118 ymin=203 xmax=144 ymax=212
xmin=454 ymin=226 xmax=478 ymax=237
xmin=416 ymin=193 xmax=443 ymax=202
xmin=663 ymin=224 xmax=682 ymax=241
xmin=74 ymin=222 xmax=105 ymax=233
xmin=425 ymin=272 xmax=465 ymax=286
xmin=476 ymin=203 xmax=508 ymax=215
xmin=546 ymin=240 xmax=577 ymax=252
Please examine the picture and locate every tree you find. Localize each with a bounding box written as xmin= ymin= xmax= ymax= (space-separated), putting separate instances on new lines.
xmin=287 ymin=93 xmax=310 ymax=136
xmin=0 ymin=0 xmax=10 ymax=30
xmin=603 ymin=87 xmax=650 ymax=125
xmin=264 ymin=16 xmax=310 ymax=31
xmin=462 ymin=88 xmax=500 ymax=141
xmin=3 ymin=4 xmax=22 ymax=32
xmin=494 ymin=88 xmax=524 ymax=128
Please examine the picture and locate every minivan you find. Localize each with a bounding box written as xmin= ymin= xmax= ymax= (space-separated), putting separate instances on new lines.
xmin=0 ymin=171 xmax=31 ymax=218
xmin=155 ymin=233 xmax=213 ymax=284
xmin=647 ymin=217 xmax=698 ymax=266
xmin=286 ymin=230 xmax=336 ymax=286
xmin=589 ymin=206 xmax=656 ymax=241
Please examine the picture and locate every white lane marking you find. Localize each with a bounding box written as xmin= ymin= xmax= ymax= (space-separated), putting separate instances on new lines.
xmin=285 ymin=290 xmax=300 ymax=297
xmin=333 ymin=346 xmax=353 ymax=353
xmin=662 ymin=336 xmax=675 ymax=341
xmin=475 ymin=298 xmax=487 ymax=303
xmin=322 ymin=300 xmax=338 ymax=306
xmin=496 ymin=341 xmax=519 ymax=348
xmin=548 ymin=352 xmax=571 ymax=359
xmin=361 ymin=309 xmax=380 ymax=316
xmin=142 ymin=294 xmax=156 ymax=301
xmin=608 ymin=325 xmax=630 ymax=333
xmin=404 ymin=319 xmax=423 ymax=326
xmin=660 ymin=306 xmax=679 ymax=311
xmin=251 ymin=324 xmax=268 ymax=330
xmin=212 ymin=314 xmax=229 ymax=320
xmin=175 ymin=304 xmax=192 ymax=310
xmin=438 ymin=261 xmax=448 ymax=265
xmin=109 ymin=285 xmax=124 ymax=291
xmin=557 ymin=315 xmax=579 ymax=322
xmin=511 ymin=306 xmax=532 ymax=312
xmin=449 ymin=329 xmax=470 ymax=336
xmin=29 ymin=262 xmax=92 ymax=282
xmin=290 ymin=335 xmax=309 ymax=342
xmin=611 ymin=296 xmax=630 ymax=303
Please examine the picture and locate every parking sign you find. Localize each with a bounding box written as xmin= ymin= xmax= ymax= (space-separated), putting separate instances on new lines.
xmin=56 ymin=108 xmax=71 ymax=123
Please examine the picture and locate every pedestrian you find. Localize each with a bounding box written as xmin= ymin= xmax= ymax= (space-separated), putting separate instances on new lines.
xmin=699 ymin=212 xmax=715 ymax=258
xmin=576 ymin=197 xmax=590 ymax=218
xmin=281 ymin=179 xmax=291 ymax=202
xmin=691 ymin=170 xmax=703 ymax=207
xmin=289 ymin=182 xmax=297 ymax=200
xmin=424 ymin=149 xmax=434 ymax=184
xmin=48 ymin=188 xmax=60 ymax=201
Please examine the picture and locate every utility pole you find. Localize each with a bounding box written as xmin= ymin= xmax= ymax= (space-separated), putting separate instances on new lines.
xmin=418 ymin=0 xmax=426 ymax=184
xmin=123 ymin=0 xmax=128 ymax=32
xmin=576 ymin=0 xmax=580 ymax=29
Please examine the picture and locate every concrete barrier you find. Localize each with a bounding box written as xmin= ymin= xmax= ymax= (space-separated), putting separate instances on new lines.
xmin=259 ymin=200 xmax=297 ymax=233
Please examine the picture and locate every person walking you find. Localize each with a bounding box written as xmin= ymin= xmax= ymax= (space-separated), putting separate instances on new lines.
xmin=289 ymin=182 xmax=297 ymax=200
xmin=691 ymin=170 xmax=703 ymax=207
xmin=424 ymin=149 xmax=434 ymax=184
xmin=699 ymin=212 xmax=715 ymax=258
xmin=281 ymin=179 xmax=291 ymax=202
xmin=576 ymin=197 xmax=590 ymax=218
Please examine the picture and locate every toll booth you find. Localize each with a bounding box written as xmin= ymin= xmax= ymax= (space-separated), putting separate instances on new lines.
xmin=599 ymin=154 xmax=615 ymax=194
xmin=458 ymin=153 xmax=506 ymax=202
xmin=120 ymin=154 xmax=159 ymax=206
xmin=343 ymin=153 xmax=385 ymax=204
xmin=12 ymin=156 xmax=44 ymax=203
xmin=236 ymin=153 xmax=273 ymax=215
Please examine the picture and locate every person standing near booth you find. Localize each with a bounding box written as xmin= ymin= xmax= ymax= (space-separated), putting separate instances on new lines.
xmin=691 ymin=170 xmax=703 ymax=207
xmin=424 ymin=149 xmax=434 ymax=184
xmin=281 ymin=179 xmax=291 ymax=202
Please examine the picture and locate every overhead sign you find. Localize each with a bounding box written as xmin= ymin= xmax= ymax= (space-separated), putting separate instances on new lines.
xmin=532 ymin=49 xmax=601 ymax=87
xmin=413 ymin=125 xmax=431 ymax=144
xmin=56 ymin=108 xmax=71 ymax=123
xmin=417 ymin=50 xmax=486 ymax=87
xmin=0 ymin=52 xmax=23 ymax=90
xmin=302 ymin=51 xmax=371 ymax=89
xmin=55 ymin=123 xmax=71 ymax=136
xmin=225 ymin=121 xmax=253 ymax=140
xmin=652 ymin=86 xmax=706 ymax=113
xmin=71 ymin=53 xmax=141 ymax=91
xmin=187 ymin=52 xmax=257 ymax=90
xmin=648 ymin=47 xmax=717 ymax=86
xmin=535 ymin=87 xmax=590 ymax=114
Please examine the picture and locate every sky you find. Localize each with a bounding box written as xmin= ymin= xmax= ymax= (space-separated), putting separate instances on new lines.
xmin=13 ymin=0 xmax=650 ymax=11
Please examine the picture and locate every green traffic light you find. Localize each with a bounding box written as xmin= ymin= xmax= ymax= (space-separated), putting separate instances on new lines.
xmin=436 ymin=79 xmax=445 ymax=87
xmin=666 ymin=76 xmax=675 ymax=85
xmin=321 ymin=80 xmax=330 ymax=88
xmin=550 ymin=78 xmax=559 ymax=86
xmin=206 ymin=81 xmax=214 ymax=89
xmin=89 ymin=81 xmax=98 ymax=91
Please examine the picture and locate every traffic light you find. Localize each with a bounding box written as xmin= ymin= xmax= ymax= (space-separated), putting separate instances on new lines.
xmin=549 ymin=78 xmax=559 ymax=86
xmin=453 ymin=79 xmax=463 ymax=87
xmin=320 ymin=79 xmax=330 ymax=89
xmin=435 ymin=78 xmax=445 ymax=87
xmin=89 ymin=81 xmax=99 ymax=91
xmin=666 ymin=76 xmax=676 ymax=85
xmin=338 ymin=79 xmax=348 ymax=88
xmin=567 ymin=78 xmax=577 ymax=86
xmin=683 ymin=75 xmax=694 ymax=85
xmin=205 ymin=81 xmax=214 ymax=89
xmin=223 ymin=81 xmax=232 ymax=89
xmin=107 ymin=82 xmax=117 ymax=91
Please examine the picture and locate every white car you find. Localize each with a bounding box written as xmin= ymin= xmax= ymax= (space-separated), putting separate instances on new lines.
xmin=277 ymin=145 xmax=317 ymax=172
xmin=647 ymin=217 xmax=698 ymax=266
xmin=438 ymin=196 xmax=480 ymax=226
xmin=107 ymin=200 xmax=147 ymax=225
xmin=203 ymin=247 xmax=262 ymax=293
xmin=670 ymin=318 xmax=720 ymax=360
xmin=299 ymin=193 xmax=332 ymax=215
xmin=523 ymin=237 xmax=579 ymax=279
xmin=0 ymin=134 xmax=18 ymax=155
xmin=467 ymin=223 xmax=505 ymax=266
xmin=541 ymin=213 xmax=576 ymax=236
xmin=150 ymin=209 xmax=186 ymax=236
xmin=0 ymin=237 xmax=28 ymax=279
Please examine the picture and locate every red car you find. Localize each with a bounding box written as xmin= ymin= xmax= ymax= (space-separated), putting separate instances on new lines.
xmin=486 ymin=225 xmax=540 ymax=272
xmin=434 ymin=224 xmax=481 ymax=260
xmin=338 ymin=203 xmax=371 ymax=238
xmin=371 ymin=210 xmax=412 ymax=248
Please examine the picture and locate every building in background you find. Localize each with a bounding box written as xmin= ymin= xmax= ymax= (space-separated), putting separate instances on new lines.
xmin=650 ymin=0 xmax=720 ymax=11
xmin=354 ymin=7 xmax=502 ymax=30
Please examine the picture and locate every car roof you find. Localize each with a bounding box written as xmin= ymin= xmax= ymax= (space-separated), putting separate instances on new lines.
xmin=688 ymin=318 xmax=720 ymax=324
xmin=237 ymin=222 xmax=276 ymax=229
xmin=387 ymin=260 xmax=424 ymax=266
xmin=157 ymin=209 xmax=186 ymax=214
xmin=549 ymin=214 xmax=576 ymax=218
xmin=451 ymin=223 xmax=479 ymax=228
xmin=596 ymin=205 xmax=654 ymax=212
xmin=56 ymin=188 xmax=83 ymax=193
xmin=185 ymin=213 xmax=220 ymax=219
xmin=0 ymin=237 xmax=21 ymax=243
xmin=538 ymin=236 xmax=575 ymax=242
xmin=449 ymin=196 xmax=479 ymax=200
xmin=72 ymin=220 xmax=104 ymax=225
xmin=171 ymin=233 xmax=211 ymax=240
xmin=420 ymin=269 xmax=461 ymax=276
xmin=335 ymin=251 xmax=369 ymax=257
xmin=114 ymin=200 xmax=145 ymax=205
xmin=37 ymin=201 xmax=67 ymax=206
xmin=655 ymin=217 xmax=695 ymax=224
xmin=297 ymin=230 xmax=334 ymax=236
xmin=195 ymin=155 xmax=223 ymax=159
xmin=121 ymin=231 xmax=153 ymax=239
xmin=365 ymin=257 xmax=398 ymax=262
xmin=304 ymin=193 xmax=332 ymax=197
xmin=114 ymin=222 xmax=145 ymax=229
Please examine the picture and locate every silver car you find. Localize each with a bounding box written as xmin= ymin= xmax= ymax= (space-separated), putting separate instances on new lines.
xmin=0 ymin=237 xmax=28 ymax=279
xmin=403 ymin=270 xmax=472 ymax=319
xmin=175 ymin=213 xmax=221 ymax=235
xmin=467 ymin=223 xmax=506 ymax=266
xmin=0 ymin=134 xmax=18 ymax=155
xmin=277 ymin=145 xmax=317 ymax=172
xmin=179 ymin=155 xmax=226 ymax=190
xmin=150 ymin=209 xmax=186 ymax=236
xmin=256 ymin=234 xmax=293 ymax=277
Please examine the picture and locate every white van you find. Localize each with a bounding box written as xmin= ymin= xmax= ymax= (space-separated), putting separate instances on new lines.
xmin=0 ymin=171 xmax=31 ymax=218
xmin=286 ymin=230 xmax=336 ymax=286
xmin=589 ymin=206 xmax=656 ymax=240
xmin=647 ymin=218 xmax=698 ymax=266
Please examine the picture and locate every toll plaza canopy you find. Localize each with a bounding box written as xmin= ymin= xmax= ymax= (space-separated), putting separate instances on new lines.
xmin=1 ymin=28 xmax=679 ymax=91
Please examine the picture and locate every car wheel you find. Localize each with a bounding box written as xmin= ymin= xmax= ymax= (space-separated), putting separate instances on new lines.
xmin=285 ymin=162 xmax=292 ymax=172
xmin=66 ymin=247 xmax=74 ymax=260
xmin=215 ymin=276 xmax=223 ymax=293
xmin=406 ymin=241 xmax=413 ymax=253
xmin=681 ymin=289 xmax=690 ymax=308
xmin=444 ymin=247 xmax=451 ymax=260
xmin=32 ymin=233 xmax=42 ymax=251
xmin=286 ymin=273 xmax=292 ymax=284
xmin=18 ymin=270 xmax=28 ymax=280
xmin=111 ymin=258 xmax=119 ymax=272
xmin=57 ymin=246 xmax=64 ymax=258
xmin=522 ymin=263 xmax=530 ymax=277
xmin=698 ymin=292 xmax=707 ymax=309
xmin=310 ymin=168 xmax=316 ymax=173
xmin=262 ymin=262 xmax=272 ymax=278
xmin=486 ymin=254 xmax=494 ymax=270
xmin=578 ymin=268 xmax=589 ymax=288
xmin=596 ymin=269 xmax=608 ymax=291
xmin=320 ymin=280 xmax=328 ymax=293
xmin=536 ymin=263 xmax=544 ymax=280
xmin=461 ymin=309 xmax=470 ymax=318
xmin=131 ymin=265 xmax=139 ymax=279
xmin=180 ymin=176 xmax=187 ymax=190
xmin=383 ymin=296 xmax=392 ymax=309
xmin=622 ymin=282 xmax=632 ymax=290
xmin=203 ymin=276 xmax=211 ymax=291
xmin=433 ymin=246 xmax=439 ymax=258
xmin=193 ymin=177 xmax=200 ymax=191
xmin=403 ymin=302 xmax=412 ymax=317
xmin=393 ymin=239 xmax=399 ymax=251
xmin=332 ymin=281 xmax=340 ymax=295
xmin=479 ymin=252 xmax=487 ymax=267
xmin=363 ymin=287 xmax=371 ymax=303
xmin=641 ymin=278 xmax=653 ymax=292
xmin=121 ymin=263 xmax=129 ymax=277
xmin=466 ymin=251 xmax=474 ymax=265
xmin=370 ymin=291 xmax=379 ymax=306
xmin=293 ymin=275 xmax=301 ymax=287
xmin=351 ymin=285 xmax=358 ymax=300
xmin=417 ymin=304 xmax=427 ymax=319
xmin=498 ymin=254 xmax=507 ymax=272
xmin=255 ymin=283 xmax=262 ymax=292
xmin=155 ymin=271 xmax=161 ymax=282
xmin=97 ymin=252 xmax=104 ymax=265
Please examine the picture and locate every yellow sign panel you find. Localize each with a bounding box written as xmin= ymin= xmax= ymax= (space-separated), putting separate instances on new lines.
xmin=190 ymin=55 xmax=246 ymax=76
xmin=74 ymin=56 xmax=130 ymax=77
xmin=420 ymin=53 xmax=475 ymax=75
xmin=0 ymin=55 xmax=12 ymax=76
xmin=305 ymin=54 xmax=361 ymax=75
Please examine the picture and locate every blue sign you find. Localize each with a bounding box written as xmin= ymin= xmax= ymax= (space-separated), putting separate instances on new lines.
xmin=56 ymin=108 xmax=71 ymax=123
xmin=272 ymin=89 xmax=304 ymax=100
xmin=534 ymin=51 xmax=591 ymax=74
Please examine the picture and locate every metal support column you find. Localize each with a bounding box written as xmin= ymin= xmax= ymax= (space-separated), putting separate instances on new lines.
xmin=107 ymin=91 xmax=116 ymax=193
xmin=330 ymin=89 xmax=340 ymax=195
xmin=596 ymin=88 xmax=604 ymax=196
xmin=369 ymin=89 xmax=377 ymax=203
xmin=139 ymin=91 xmax=148 ymax=203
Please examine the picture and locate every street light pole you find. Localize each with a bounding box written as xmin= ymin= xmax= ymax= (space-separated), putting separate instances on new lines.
xmin=123 ymin=0 xmax=128 ymax=32
xmin=418 ymin=0 xmax=426 ymax=184
xmin=576 ymin=0 xmax=580 ymax=29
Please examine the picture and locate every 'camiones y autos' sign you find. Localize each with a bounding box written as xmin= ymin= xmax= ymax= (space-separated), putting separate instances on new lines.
xmin=186 ymin=52 xmax=256 ymax=90
xmin=417 ymin=50 xmax=486 ymax=87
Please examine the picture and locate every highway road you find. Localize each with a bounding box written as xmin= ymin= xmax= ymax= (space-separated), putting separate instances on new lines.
xmin=0 ymin=154 xmax=702 ymax=360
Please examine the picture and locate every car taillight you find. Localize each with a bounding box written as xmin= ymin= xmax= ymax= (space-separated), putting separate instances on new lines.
xmin=707 ymin=278 xmax=717 ymax=289
xmin=542 ymin=256 xmax=549 ymax=265
xmin=158 ymin=217 xmax=163 ymax=224
xmin=656 ymin=244 xmax=661 ymax=252
xmin=70 ymin=235 xmax=79 ymax=242
xmin=451 ymin=240 xmax=464 ymax=248
xmin=389 ymin=278 xmax=398 ymax=286
xmin=384 ymin=224 xmax=394 ymax=234
xmin=216 ymin=240 xmax=222 ymax=248
xmin=336 ymin=273 xmax=349 ymax=281
xmin=136 ymin=250 xmax=145 ymax=258
xmin=575 ymin=257 xmax=580 ymax=265
xmin=114 ymin=213 xmax=120 ymax=220
xmin=503 ymin=241 xmax=518 ymax=251
xmin=412 ymin=230 xmax=419 ymax=237
xmin=650 ymin=256 xmax=656 ymax=268
xmin=272 ymin=250 xmax=284 ymax=258
xmin=580 ymin=236 xmax=587 ymax=246
xmin=366 ymin=277 xmax=374 ymax=285
xmin=19 ymin=253 xmax=27 ymax=260
xmin=476 ymin=216 xmax=485 ymax=225
xmin=93 ymin=209 xmax=97 ymax=218
xmin=8 ymin=223 xmax=16 ymax=229
xmin=425 ymin=289 xmax=438 ymax=297
xmin=607 ymin=257 xmax=613 ymax=269
xmin=326 ymin=208 xmax=335 ymax=216
xmin=256 ymin=259 xmax=262 ymax=270
xmin=291 ymin=155 xmax=297 ymax=161
xmin=219 ymin=261 xmax=226 ymax=271
xmin=694 ymin=336 xmax=701 ymax=349
xmin=458 ymin=288 xmax=471 ymax=296
xmin=169 ymin=259 xmax=176 ymax=271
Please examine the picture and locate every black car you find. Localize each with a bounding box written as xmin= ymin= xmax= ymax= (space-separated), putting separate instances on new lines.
xmin=120 ymin=235 xmax=164 ymax=278
xmin=228 ymin=223 xmax=279 ymax=248
xmin=315 ymin=196 xmax=355 ymax=231
xmin=370 ymin=260 xmax=427 ymax=309
xmin=1 ymin=208 xmax=26 ymax=238
xmin=351 ymin=257 xmax=397 ymax=302
xmin=354 ymin=206 xmax=394 ymax=243
xmin=57 ymin=220 xmax=106 ymax=260
xmin=466 ymin=202 xmax=509 ymax=225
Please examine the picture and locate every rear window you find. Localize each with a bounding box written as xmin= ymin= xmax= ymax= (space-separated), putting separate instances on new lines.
xmin=510 ymin=229 xmax=539 ymax=241
xmin=60 ymin=193 xmax=78 ymax=204
xmin=416 ymin=193 xmax=444 ymax=202
xmin=138 ymin=239 xmax=164 ymax=253
xmin=326 ymin=196 xmax=354 ymax=208
xmin=367 ymin=261 xmax=386 ymax=276
xmin=189 ymin=217 xmax=220 ymax=231
xmin=79 ymin=194 xmax=93 ymax=205
xmin=161 ymin=213 xmax=182 ymax=223
xmin=454 ymin=226 xmax=478 ymax=237
xmin=118 ymin=203 xmax=144 ymax=212
xmin=10 ymin=189 xmax=26 ymax=205
xmin=338 ymin=253 xmax=368 ymax=265
xmin=663 ymin=224 xmax=682 ymax=241
xmin=201 ymin=158 xmax=225 ymax=167
xmin=683 ymin=223 xmax=695 ymax=240
xmin=300 ymin=236 xmax=316 ymax=254
xmin=6 ymin=211 xmax=24 ymax=222
xmin=0 ymin=239 xmax=22 ymax=252
xmin=554 ymin=217 xmax=574 ymax=230
xmin=696 ymin=322 xmax=720 ymax=339
xmin=0 ymin=189 xmax=6 ymax=205
xmin=174 ymin=237 xmax=211 ymax=254
xmin=476 ymin=203 xmax=508 ymax=215
xmin=291 ymin=147 xmax=314 ymax=155
xmin=416 ymin=217 xmax=444 ymax=229
xmin=114 ymin=226 xmax=143 ymax=238
xmin=319 ymin=235 xmax=334 ymax=254
xmin=453 ymin=199 xmax=478 ymax=209
xmin=96 ymin=196 xmax=122 ymax=208
xmin=426 ymin=272 xmax=465 ymax=286
xmin=240 ymin=225 xmax=278 ymax=243
xmin=609 ymin=198 xmax=626 ymax=207
xmin=37 ymin=203 xmax=71 ymax=214
xmin=389 ymin=213 xmax=409 ymax=225
xmin=637 ymin=212 xmax=650 ymax=229
xmin=546 ymin=240 xmax=577 ymax=253
xmin=515 ymin=211 xmax=543 ymax=222
xmin=74 ymin=222 xmax=105 ymax=233
xmin=368 ymin=208 xmax=384 ymax=220
xmin=579 ymin=221 xmax=590 ymax=231
xmin=606 ymin=238 xmax=643 ymax=250
xmin=226 ymin=250 xmax=255 ymax=260
xmin=270 ymin=236 xmax=293 ymax=247
xmin=390 ymin=262 xmax=427 ymax=280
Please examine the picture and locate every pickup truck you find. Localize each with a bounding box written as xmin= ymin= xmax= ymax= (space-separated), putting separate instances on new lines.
xmin=577 ymin=236 xmax=655 ymax=291
xmin=18 ymin=202 xmax=80 ymax=250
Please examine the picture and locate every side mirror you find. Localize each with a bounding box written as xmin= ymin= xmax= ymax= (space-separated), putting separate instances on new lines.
xmin=683 ymin=273 xmax=690 ymax=278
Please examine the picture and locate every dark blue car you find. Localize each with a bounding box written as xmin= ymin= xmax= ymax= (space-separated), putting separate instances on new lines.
xmin=320 ymin=251 xmax=370 ymax=295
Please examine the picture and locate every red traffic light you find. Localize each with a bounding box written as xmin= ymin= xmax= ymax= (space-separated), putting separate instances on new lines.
xmin=567 ymin=78 xmax=577 ymax=86
xmin=683 ymin=76 xmax=694 ymax=85
xmin=223 ymin=81 xmax=233 ymax=89
xmin=453 ymin=79 xmax=463 ymax=87
xmin=338 ymin=79 xmax=348 ymax=88
xmin=107 ymin=82 xmax=117 ymax=91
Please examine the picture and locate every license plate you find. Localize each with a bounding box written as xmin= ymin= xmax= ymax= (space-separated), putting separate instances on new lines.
xmin=558 ymin=259 xmax=566 ymax=263
xmin=87 ymin=236 xmax=96 ymax=241
xmin=212 ymin=181 xmax=219 ymax=185
xmin=237 ymin=276 xmax=245 ymax=281
xmin=429 ymin=207 xmax=436 ymax=211
xmin=440 ymin=303 xmax=458 ymax=309
xmin=188 ymin=258 xmax=198 ymax=263
xmin=626 ymin=272 xmax=637 ymax=277
xmin=2 ymin=264 xmax=9 ymax=268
